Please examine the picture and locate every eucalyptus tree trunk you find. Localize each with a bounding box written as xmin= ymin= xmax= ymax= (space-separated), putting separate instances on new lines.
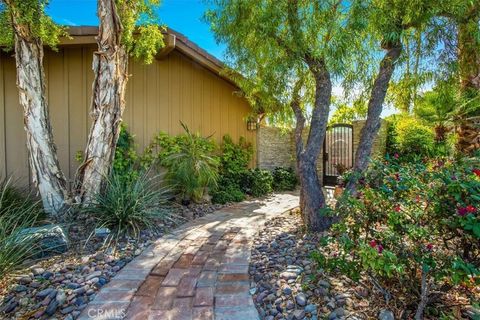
xmin=11 ymin=25 xmax=69 ymax=216
xmin=293 ymin=59 xmax=333 ymax=232
xmin=77 ymin=0 xmax=128 ymax=202
xmin=345 ymin=43 xmax=402 ymax=195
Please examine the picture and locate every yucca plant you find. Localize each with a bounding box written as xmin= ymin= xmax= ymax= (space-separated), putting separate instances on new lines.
xmin=0 ymin=179 xmax=44 ymax=277
xmin=165 ymin=123 xmax=219 ymax=203
xmin=82 ymin=170 xmax=175 ymax=248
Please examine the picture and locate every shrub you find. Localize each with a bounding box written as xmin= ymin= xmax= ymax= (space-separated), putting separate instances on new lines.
xmin=164 ymin=123 xmax=219 ymax=203
xmin=387 ymin=115 xmax=435 ymax=160
xmin=317 ymin=156 xmax=480 ymax=318
xmin=113 ymin=124 xmax=141 ymax=183
xmin=211 ymin=135 xmax=253 ymax=204
xmin=272 ymin=167 xmax=297 ymax=191
xmin=240 ymin=169 xmax=273 ymax=197
xmin=0 ymin=179 xmax=44 ymax=277
xmin=219 ymin=135 xmax=253 ymax=176
xmin=211 ymin=185 xmax=245 ymax=204
xmin=81 ymin=171 xmax=174 ymax=247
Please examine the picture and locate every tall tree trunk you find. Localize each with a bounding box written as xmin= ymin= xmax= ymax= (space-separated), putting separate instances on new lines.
xmin=455 ymin=12 xmax=480 ymax=155
xmin=11 ymin=26 xmax=69 ymax=216
xmin=76 ymin=0 xmax=128 ymax=201
xmin=293 ymin=58 xmax=333 ymax=232
xmin=457 ymin=18 xmax=480 ymax=95
xmin=345 ymin=42 xmax=402 ymax=194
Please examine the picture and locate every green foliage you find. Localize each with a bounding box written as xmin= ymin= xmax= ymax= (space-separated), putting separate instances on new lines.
xmin=211 ymin=135 xmax=253 ymax=204
xmin=329 ymin=99 xmax=367 ymax=125
xmin=81 ymin=170 xmax=173 ymax=247
xmin=219 ymin=135 xmax=253 ymax=176
xmin=386 ymin=115 xmax=436 ymax=159
xmin=205 ymin=0 xmax=368 ymax=125
xmin=240 ymin=169 xmax=273 ymax=197
xmin=116 ymin=0 xmax=165 ymax=63
xmin=163 ymin=123 xmax=219 ymax=203
xmin=324 ymin=156 xmax=480 ymax=312
xmin=0 ymin=0 xmax=67 ymax=50
xmin=0 ymin=179 xmax=44 ymax=277
xmin=211 ymin=181 xmax=245 ymax=204
xmin=272 ymin=167 xmax=297 ymax=191
xmin=113 ymin=124 xmax=141 ymax=183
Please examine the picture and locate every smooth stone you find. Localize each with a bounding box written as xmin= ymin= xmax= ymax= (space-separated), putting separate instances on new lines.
xmin=18 ymin=276 xmax=32 ymax=284
xmin=14 ymin=285 xmax=28 ymax=292
xmin=286 ymin=300 xmax=295 ymax=310
xmin=73 ymin=287 xmax=86 ymax=295
xmin=66 ymin=283 xmax=81 ymax=289
xmin=56 ymin=290 xmax=66 ymax=305
xmin=45 ymin=300 xmax=59 ymax=316
xmin=283 ymin=286 xmax=292 ymax=295
xmin=293 ymin=309 xmax=306 ymax=320
xmin=378 ymin=309 xmax=395 ymax=320
xmin=32 ymin=267 xmax=45 ymax=275
xmin=305 ymin=304 xmax=317 ymax=313
xmin=295 ymin=292 xmax=307 ymax=306
xmin=61 ymin=305 xmax=75 ymax=314
xmin=36 ymin=288 xmax=56 ymax=299
xmin=85 ymin=271 xmax=102 ymax=281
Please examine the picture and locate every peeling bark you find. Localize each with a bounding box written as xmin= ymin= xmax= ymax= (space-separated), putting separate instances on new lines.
xmin=76 ymin=0 xmax=128 ymax=201
xmin=10 ymin=22 xmax=69 ymax=216
xmin=345 ymin=43 xmax=402 ymax=195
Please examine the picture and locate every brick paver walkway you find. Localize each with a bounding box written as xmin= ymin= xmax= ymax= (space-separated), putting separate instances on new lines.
xmin=79 ymin=193 xmax=299 ymax=320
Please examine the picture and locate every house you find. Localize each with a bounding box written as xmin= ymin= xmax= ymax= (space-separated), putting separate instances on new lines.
xmin=0 ymin=27 xmax=256 ymax=187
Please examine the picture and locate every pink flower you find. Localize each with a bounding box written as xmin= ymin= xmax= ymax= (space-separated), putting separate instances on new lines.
xmin=457 ymin=207 xmax=468 ymax=216
xmin=394 ymin=205 xmax=401 ymax=212
xmin=377 ymin=245 xmax=384 ymax=254
xmin=426 ymin=243 xmax=433 ymax=251
xmin=369 ymin=240 xmax=377 ymax=248
xmin=394 ymin=153 xmax=399 ymax=159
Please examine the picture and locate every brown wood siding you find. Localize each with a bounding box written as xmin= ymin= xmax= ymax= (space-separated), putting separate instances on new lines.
xmin=0 ymin=47 xmax=255 ymax=187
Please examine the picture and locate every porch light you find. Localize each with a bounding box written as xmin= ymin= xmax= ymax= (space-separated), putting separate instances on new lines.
xmin=247 ymin=118 xmax=258 ymax=131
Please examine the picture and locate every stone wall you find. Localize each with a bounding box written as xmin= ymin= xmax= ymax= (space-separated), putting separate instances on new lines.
xmin=256 ymin=127 xmax=296 ymax=170
xmin=256 ymin=120 xmax=388 ymax=180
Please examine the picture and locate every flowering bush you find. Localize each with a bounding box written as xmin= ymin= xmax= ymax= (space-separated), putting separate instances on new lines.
xmin=314 ymin=155 xmax=480 ymax=317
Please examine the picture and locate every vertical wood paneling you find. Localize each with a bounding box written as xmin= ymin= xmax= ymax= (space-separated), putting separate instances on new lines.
xmin=0 ymin=46 xmax=256 ymax=187
xmin=85 ymin=48 xmax=94 ymax=131
xmin=67 ymin=48 xmax=86 ymax=179
xmin=169 ymin=53 xmax=181 ymax=134
xmin=123 ymin=58 xmax=133 ymax=133
xmin=4 ymin=57 xmax=28 ymax=185
xmin=0 ymin=55 xmax=6 ymax=178
xmin=158 ymin=57 xmax=169 ymax=134
xmin=47 ymin=49 xmax=70 ymax=178
xmin=146 ymin=59 xmax=158 ymax=144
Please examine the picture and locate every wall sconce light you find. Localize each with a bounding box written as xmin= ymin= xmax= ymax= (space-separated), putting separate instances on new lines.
xmin=247 ymin=118 xmax=258 ymax=131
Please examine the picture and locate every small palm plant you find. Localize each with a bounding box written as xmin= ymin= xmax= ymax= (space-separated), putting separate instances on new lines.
xmin=165 ymin=122 xmax=219 ymax=203
xmin=0 ymin=179 xmax=44 ymax=277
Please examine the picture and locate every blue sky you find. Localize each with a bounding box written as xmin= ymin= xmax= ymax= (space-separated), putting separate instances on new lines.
xmin=47 ymin=0 xmax=226 ymax=60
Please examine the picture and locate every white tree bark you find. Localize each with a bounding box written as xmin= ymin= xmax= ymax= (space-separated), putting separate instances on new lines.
xmin=13 ymin=32 xmax=69 ymax=216
xmin=77 ymin=0 xmax=128 ymax=201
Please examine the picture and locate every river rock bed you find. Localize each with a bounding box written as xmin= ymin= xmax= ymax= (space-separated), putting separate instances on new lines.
xmin=0 ymin=202 xmax=224 ymax=320
xmin=249 ymin=210 xmax=479 ymax=320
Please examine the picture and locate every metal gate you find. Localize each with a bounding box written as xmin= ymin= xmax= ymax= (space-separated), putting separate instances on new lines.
xmin=323 ymin=124 xmax=354 ymax=186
